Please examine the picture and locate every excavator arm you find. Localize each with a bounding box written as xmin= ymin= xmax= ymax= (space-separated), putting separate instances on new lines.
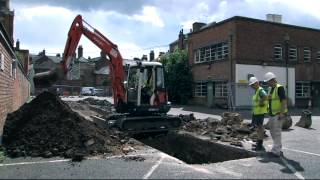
xmin=61 ymin=15 xmax=126 ymax=108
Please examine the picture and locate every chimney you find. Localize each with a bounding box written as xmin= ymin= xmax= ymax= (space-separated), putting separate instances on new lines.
xmin=159 ymin=52 xmax=165 ymax=57
xmin=178 ymin=29 xmax=184 ymax=50
xmin=149 ymin=50 xmax=155 ymax=61
xmin=141 ymin=54 xmax=148 ymax=61
xmin=78 ymin=45 xmax=83 ymax=58
xmin=42 ymin=49 xmax=45 ymax=55
xmin=24 ymin=55 xmax=29 ymax=74
xmin=0 ymin=0 xmax=14 ymax=43
xmin=15 ymin=39 xmax=20 ymax=50
xmin=266 ymin=14 xmax=282 ymax=23
xmin=192 ymin=22 xmax=206 ymax=32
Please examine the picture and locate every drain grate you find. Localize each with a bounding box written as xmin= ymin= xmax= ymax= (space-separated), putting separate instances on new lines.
xmin=137 ymin=132 xmax=256 ymax=164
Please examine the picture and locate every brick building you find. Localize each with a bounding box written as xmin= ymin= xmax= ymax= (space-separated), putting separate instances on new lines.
xmin=171 ymin=15 xmax=320 ymax=108
xmin=32 ymin=46 xmax=115 ymax=95
xmin=0 ymin=0 xmax=30 ymax=139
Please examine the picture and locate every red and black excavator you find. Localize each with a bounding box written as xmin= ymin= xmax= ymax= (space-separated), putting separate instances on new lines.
xmin=34 ymin=15 xmax=181 ymax=133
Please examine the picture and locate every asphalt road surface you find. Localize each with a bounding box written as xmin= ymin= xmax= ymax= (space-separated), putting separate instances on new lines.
xmin=1 ymin=96 xmax=319 ymax=179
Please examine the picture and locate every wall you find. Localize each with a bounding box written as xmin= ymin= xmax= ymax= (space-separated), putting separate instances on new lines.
xmin=0 ymin=43 xmax=13 ymax=136
xmin=0 ymin=44 xmax=30 ymax=137
xmin=187 ymin=21 xmax=235 ymax=106
xmin=235 ymin=64 xmax=295 ymax=106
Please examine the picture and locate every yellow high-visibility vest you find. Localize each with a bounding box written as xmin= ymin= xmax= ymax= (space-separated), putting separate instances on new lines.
xmin=269 ymin=84 xmax=288 ymax=115
xmin=252 ymin=87 xmax=268 ymax=115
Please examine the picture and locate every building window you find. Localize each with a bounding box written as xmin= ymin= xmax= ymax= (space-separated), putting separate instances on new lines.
xmin=0 ymin=53 xmax=4 ymax=71
xmin=194 ymin=82 xmax=207 ymax=97
xmin=194 ymin=42 xmax=229 ymax=63
xmin=215 ymin=82 xmax=228 ymax=97
xmin=222 ymin=42 xmax=229 ymax=58
xmin=274 ymin=44 xmax=282 ymax=61
xmin=296 ymin=82 xmax=310 ymax=98
xmin=204 ymin=46 xmax=211 ymax=62
xmin=194 ymin=49 xmax=200 ymax=63
xmin=316 ymin=51 xmax=320 ymax=62
xmin=289 ymin=47 xmax=297 ymax=61
xmin=12 ymin=60 xmax=16 ymax=78
xmin=303 ymin=47 xmax=311 ymax=62
xmin=200 ymin=47 xmax=205 ymax=63
xmin=210 ymin=45 xmax=216 ymax=61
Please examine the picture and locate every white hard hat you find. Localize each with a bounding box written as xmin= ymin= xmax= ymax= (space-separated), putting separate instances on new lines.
xmin=248 ymin=77 xmax=259 ymax=85
xmin=264 ymin=72 xmax=276 ymax=82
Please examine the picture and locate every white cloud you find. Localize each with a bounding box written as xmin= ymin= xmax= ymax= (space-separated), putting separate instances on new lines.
xmin=208 ymin=0 xmax=228 ymax=22
xmin=12 ymin=0 xmax=320 ymax=62
xmin=16 ymin=5 xmax=75 ymax=21
xmin=180 ymin=20 xmax=194 ymax=30
xmin=132 ymin=6 xmax=165 ymax=28
xmin=266 ymin=0 xmax=320 ymax=19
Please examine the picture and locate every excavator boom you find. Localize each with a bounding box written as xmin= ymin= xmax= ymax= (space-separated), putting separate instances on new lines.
xmin=62 ymin=15 xmax=126 ymax=107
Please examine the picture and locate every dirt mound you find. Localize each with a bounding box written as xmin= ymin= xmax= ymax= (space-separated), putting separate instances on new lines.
xmin=2 ymin=92 xmax=121 ymax=161
xmin=181 ymin=112 xmax=255 ymax=147
xmin=79 ymin=98 xmax=112 ymax=107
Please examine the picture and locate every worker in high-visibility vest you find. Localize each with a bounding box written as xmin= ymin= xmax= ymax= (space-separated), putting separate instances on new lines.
xmin=264 ymin=72 xmax=288 ymax=157
xmin=249 ymin=77 xmax=268 ymax=151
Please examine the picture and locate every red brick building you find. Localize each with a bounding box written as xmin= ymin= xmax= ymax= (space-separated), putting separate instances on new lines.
xmin=0 ymin=25 xmax=30 ymax=139
xmin=171 ymin=15 xmax=320 ymax=108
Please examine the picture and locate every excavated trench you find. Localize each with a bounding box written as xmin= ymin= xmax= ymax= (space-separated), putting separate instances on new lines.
xmin=137 ymin=132 xmax=256 ymax=164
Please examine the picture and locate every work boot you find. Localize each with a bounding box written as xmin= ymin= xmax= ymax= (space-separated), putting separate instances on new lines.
xmin=252 ymin=140 xmax=264 ymax=151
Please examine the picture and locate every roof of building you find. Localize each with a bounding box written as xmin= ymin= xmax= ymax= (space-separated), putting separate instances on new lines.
xmin=0 ymin=22 xmax=14 ymax=57
xmin=30 ymin=54 xmax=62 ymax=63
xmin=189 ymin=16 xmax=320 ymax=35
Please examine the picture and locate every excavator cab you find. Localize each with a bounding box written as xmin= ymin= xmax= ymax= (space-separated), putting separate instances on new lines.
xmin=109 ymin=61 xmax=182 ymax=133
xmin=125 ymin=61 xmax=170 ymax=115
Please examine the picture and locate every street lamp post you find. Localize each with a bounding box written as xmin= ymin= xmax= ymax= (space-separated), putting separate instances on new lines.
xmin=284 ymin=34 xmax=290 ymax=97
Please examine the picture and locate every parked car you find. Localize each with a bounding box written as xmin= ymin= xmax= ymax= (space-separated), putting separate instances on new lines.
xmin=93 ymin=88 xmax=105 ymax=96
xmin=81 ymin=87 xmax=95 ymax=96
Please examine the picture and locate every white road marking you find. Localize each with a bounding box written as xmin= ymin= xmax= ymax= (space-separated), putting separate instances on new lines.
xmin=280 ymin=157 xmax=305 ymax=180
xmin=0 ymin=159 xmax=70 ymax=167
xmin=0 ymin=153 xmax=157 ymax=167
xmin=162 ymin=152 xmax=240 ymax=176
xmin=142 ymin=153 xmax=165 ymax=179
xmin=283 ymin=147 xmax=320 ymax=157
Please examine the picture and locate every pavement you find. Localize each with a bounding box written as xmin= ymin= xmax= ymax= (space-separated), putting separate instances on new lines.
xmin=1 ymin=96 xmax=319 ymax=179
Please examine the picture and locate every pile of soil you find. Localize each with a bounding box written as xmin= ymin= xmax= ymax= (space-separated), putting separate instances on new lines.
xmin=180 ymin=112 xmax=258 ymax=147
xmin=2 ymin=92 xmax=122 ymax=161
xmin=79 ymin=98 xmax=112 ymax=107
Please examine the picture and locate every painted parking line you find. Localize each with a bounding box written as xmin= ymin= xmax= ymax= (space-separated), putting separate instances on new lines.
xmin=280 ymin=157 xmax=305 ymax=180
xmin=0 ymin=153 xmax=160 ymax=167
xmin=142 ymin=153 xmax=166 ymax=179
xmin=282 ymin=147 xmax=320 ymax=157
xmin=0 ymin=159 xmax=70 ymax=167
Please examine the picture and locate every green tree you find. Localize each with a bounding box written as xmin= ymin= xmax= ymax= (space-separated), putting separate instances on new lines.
xmin=161 ymin=50 xmax=193 ymax=104
xmin=102 ymin=77 xmax=110 ymax=86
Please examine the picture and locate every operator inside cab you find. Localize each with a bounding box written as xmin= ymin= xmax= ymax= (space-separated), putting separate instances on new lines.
xmin=141 ymin=67 xmax=156 ymax=105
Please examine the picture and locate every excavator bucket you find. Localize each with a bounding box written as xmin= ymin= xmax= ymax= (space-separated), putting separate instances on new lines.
xmin=107 ymin=114 xmax=182 ymax=133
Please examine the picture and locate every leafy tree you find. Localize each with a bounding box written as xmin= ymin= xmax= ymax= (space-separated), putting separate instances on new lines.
xmin=161 ymin=50 xmax=193 ymax=104
xmin=102 ymin=77 xmax=110 ymax=86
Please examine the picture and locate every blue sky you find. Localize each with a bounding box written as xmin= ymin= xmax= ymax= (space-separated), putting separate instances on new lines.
xmin=11 ymin=0 xmax=320 ymax=59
